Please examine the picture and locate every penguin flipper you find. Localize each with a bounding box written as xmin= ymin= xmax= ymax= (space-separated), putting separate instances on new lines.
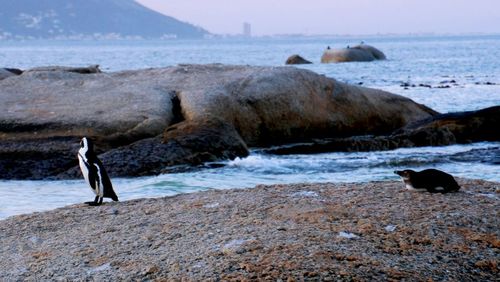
xmin=83 ymin=160 xmax=98 ymax=190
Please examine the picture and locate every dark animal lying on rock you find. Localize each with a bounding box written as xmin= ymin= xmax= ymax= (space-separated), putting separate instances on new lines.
xmin=394 ymin=169 xmax=460 ymax=193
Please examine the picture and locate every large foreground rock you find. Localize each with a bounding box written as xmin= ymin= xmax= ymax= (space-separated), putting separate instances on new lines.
xmin=0 ymin=64 xmax=436 ymax=179
xmin=0 ymin=180 xmax=498 ymax=280
xmin=321 ymin=44 xmax=386 ymax=63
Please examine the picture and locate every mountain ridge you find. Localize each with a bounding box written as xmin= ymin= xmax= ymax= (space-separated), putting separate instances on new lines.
xmin=0 ymin=0 xmax=209 ymax=39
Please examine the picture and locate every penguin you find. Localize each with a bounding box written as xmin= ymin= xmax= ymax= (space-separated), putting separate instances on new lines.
xmin=78 ymin=137 xmax=118 ymax=206
xmin=394 ymin=169 xmax=460 ymax=193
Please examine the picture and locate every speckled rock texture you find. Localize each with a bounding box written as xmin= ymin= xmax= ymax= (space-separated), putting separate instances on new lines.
xmin=0 ymin=179 xmax=498 ymax=281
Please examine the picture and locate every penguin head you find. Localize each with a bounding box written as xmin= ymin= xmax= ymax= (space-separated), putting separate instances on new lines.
xmin=394 ymin=169 xmax=415 ymax=180
xmin=80 ymin=137 xmax=94 ymax=153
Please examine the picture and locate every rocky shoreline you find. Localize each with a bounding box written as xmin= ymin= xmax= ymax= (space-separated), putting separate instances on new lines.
xmin=0 ymin=179 xmax=498 ymax=281
xmin=1 ymin=65 xmax=498 ymax=180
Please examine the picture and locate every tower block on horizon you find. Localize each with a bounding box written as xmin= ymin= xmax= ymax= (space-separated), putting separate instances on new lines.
xmin=243 ymin=22 xmax=251 ymax=37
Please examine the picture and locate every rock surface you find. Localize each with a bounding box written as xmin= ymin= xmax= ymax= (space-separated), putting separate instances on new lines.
xmin=0 ymin=179 xmax=498 ymax=280
xmin=321 ymin=44 xmax=386 ymax=63
xmin=265 ymin=106 xmax=500 ymax=155
xmin=25 ymin=65 xmax=102 ymax=74
xmin=285 ymin=54 xmax=313 ymax=64
xmin=0 ymin=68 xmax=22 ymax=80
xmin=0 ymin=64 xmax=436 ymax=179
xmin=395 ymin=105 xmax=500 ymax=144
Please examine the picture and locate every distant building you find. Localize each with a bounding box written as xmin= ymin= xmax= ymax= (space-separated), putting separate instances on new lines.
xmin=243 ymin=22 xmax=251 ymax=37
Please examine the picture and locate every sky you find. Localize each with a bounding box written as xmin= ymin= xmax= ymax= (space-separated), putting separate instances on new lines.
xmin=135 ymin=0 xmax=500 ymax=36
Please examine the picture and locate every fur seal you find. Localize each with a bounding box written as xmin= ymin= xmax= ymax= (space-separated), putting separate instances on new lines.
xmin=78 ymin=137 xmax=119 ymax=206
xmin=394 ymin=169 xmax=460 ymax=193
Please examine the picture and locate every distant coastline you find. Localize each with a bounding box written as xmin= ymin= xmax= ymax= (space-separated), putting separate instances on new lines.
xmin=2 ymin=32 xmax=500 ymax=41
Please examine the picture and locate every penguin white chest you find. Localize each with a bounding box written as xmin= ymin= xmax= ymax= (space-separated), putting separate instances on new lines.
xmin=78 ymin=149 xmax=96 ymax=195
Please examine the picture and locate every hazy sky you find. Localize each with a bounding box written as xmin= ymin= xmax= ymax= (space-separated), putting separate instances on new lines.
xmin=136 ymin=0 xmax=500 ymax=36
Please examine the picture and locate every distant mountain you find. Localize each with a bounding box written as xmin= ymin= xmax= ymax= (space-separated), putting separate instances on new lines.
xmin=0 ymin=0 xmax=209 ymax=39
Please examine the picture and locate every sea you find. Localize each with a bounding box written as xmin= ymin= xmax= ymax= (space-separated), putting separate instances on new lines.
xmin=1 ymin=35 xmax=499 ymax=219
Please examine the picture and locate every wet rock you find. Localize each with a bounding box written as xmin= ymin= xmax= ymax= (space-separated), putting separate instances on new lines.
xmin=0 ymin=137 xmax=79 ymax=179
xmin=396 ymin=106 xmax=500 ymax=143
xmin=0 ymin=68 xmax=22 ymax=80
xmin=59 ymin=120 xmax=249 ymax=178
xmin=285 ymin=54 xmax=312 ymax=65
xmin=26 ymin=65 xmax=102 ymax=74
xmin=265 ymin=106 xmax=499 ymax=155
xmin=162 ymin=118 xmax=249 ymax=162
xmin=321 ymin=44 xmax=386 ymax=63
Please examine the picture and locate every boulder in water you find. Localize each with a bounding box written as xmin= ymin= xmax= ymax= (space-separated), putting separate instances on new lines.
xmin=285 ymin=54 xmax=312 ymax=65
xmin=321 ymin=44 xmax=386 ymax=63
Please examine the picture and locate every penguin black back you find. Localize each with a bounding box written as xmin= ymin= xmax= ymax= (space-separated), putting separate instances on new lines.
xmin=394 ymin=169 xmax=460 ymax=193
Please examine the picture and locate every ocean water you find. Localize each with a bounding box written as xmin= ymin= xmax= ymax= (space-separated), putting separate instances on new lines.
xmin=1 ymin=35 xmax=499 ymax=219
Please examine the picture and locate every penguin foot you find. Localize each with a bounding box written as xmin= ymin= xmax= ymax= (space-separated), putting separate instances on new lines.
xmin=85 ymin=201 xmax=102 ymax=206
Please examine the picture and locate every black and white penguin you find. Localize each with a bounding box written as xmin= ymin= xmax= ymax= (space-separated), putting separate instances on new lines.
xmin=78 ymin=137 xmax=118 ymax=206
xmin=394 ymin=169 xmax=460 ymax=193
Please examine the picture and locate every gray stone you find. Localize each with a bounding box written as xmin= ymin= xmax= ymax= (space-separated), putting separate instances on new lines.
xmin=0 ymin=68 xmax=22 ymax=80
xmin=26 ymin=65 xmax=102 ymax=74
xmin=285 ymin=54 xmax=313 ymax=64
